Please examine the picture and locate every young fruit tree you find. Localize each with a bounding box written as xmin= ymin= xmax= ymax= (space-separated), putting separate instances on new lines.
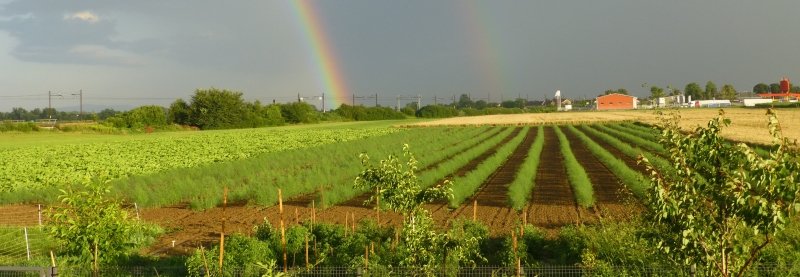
xmin=354 ymin=144 xmax=484 ymax=271
xmin=47 ymin=181 xmax=140 ymax=271
xmin=640 ymin=109 xmax=800 ymax=277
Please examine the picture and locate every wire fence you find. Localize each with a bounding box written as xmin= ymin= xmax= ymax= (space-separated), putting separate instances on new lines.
xmin=0 ymin=264 xmax=796 ymax=277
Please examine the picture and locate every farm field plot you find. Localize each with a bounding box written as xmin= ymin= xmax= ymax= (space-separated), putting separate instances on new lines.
xmin=1 ymin=117 xmax=755 ymax=254
xmin=0 ymin=121 xmax=408 ymax=201
xmin=413 ymin=108 xmax=800 ymax=145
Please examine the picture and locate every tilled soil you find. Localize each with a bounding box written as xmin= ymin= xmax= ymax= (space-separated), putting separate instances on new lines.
xmin=525 ymin=127 xmax=581 ymax=229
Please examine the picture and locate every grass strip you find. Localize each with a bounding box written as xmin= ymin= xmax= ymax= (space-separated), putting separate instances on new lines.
xmin=593 ymin=124 xmax=665 ymax=154
xmin=449 ymin=127 xmax=529 ymax=208
xmin=566 ymin=125 xmax=648 ymax=198
xmin=553 ymin=126 xmax=595 ymax=208
xmin=580 ymin=125 xmax=675 ymax=179
xmin=507 ymin=126 xmax=545 ymax=210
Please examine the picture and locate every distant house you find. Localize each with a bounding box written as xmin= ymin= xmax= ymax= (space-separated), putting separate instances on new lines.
xmin=596 ymin=93 xmax=637 ymax=110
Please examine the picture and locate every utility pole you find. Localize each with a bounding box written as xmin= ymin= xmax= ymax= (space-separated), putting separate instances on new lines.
xmin=321 ymin=93 xmax=325 ymax=112
xmin=417 ymin=94 xmax=421 ymax=110
xmin=72 ymin=89 xmax=83 ymax=120
xmin=375 ymin=93 xmax=378 ymax=107
xmin=48 ymin=91 xmax=62 ymax=118
xmin=396 ymin=95 xmax=400 ymax=111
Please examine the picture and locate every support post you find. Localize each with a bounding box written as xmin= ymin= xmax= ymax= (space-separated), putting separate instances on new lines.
xmin=38 ymin=205 xmax=42 ymax=226
xmin=219 ymin=187 xmax=228 ymax=275
xmin=24 ymin=227 xmax=31 ymax=261
xmin=279 ymin=189 xmax=287 ymax=272
xmin=473 ymin=200 xmax=477 ymax=221
xmin=134 ymin=203 xmax=140 ymax=221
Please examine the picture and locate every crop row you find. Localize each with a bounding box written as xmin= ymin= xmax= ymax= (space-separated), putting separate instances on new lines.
xmin=0 ymin=126 xmax=401 ymax=193
xmin=449 ymin=127 xmax=530 ymax=207
xmin=506 ymin=126 xmax=545 ymax=210
xmin=318 ymin=126 xmax=507 ymax=207
xmin=554 ymin=126 xmax=595 ymax=208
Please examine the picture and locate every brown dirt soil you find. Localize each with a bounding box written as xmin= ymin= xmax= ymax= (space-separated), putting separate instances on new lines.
xmin=0 ymin=204 xmax=40 ymax=226
xmin=525 ymin=127 xmax=581 ymax=230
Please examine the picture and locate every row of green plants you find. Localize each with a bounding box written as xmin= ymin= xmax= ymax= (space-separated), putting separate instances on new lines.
xmin=506 ymin=126 xmax=545 ymax=210
xmin=316 ymin=127 xmax=506 ymax=207
xmin=553 ymin=126 xmax=595 ymax=208
xmin=578 ymin=125 xmax=675 ymax=178
xmin=416 ymin=128 xmax=516 ymax=188
xmin=592 ymin=124 xmax=666 ymax=154
xmin=449 ymin=127 xmax=530 ymax=207
xmin=565 ymin=125 xmax=648 ymax=198
xmin=114 ymin=127 xmax=478 ymax=209
xmin=0 ymin=125 xmax=401 ymax=200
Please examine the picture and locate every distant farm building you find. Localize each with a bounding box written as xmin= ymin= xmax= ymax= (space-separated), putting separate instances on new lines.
xmin=596 ymin=93 xmax=638 ymax=110
xmin=758 ymin=77 xmax=800 ymax=100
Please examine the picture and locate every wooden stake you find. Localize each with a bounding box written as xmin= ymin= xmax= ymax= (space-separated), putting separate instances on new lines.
xmin=281 ymin=220 xmax=286 ymax=272
xmin=199 ymin=246 xmax=210 ymax=277
xmin=295 ymin=208 xmax=299 ymax=225
xmin=364 ymin=245 xmax=369 ymax=269
xmin=473 ymin=200 xmax=477 ymax=221
xmin=375 ymin=187 xmax=380 ymax=226
xmin=279 ymin=189 xmax=287 ymax=273
xmin=304 ymin=235 xmax=309 ymax=268
xmin=219 ymin=187 xmax=228 ymax=275
xmin=50 ymin=250 xmax=56 ymax=267
xmin=351 ymin=213 xmax=356 ymax=233
xmin=370 ymin=242 xmax=375 ymax=254
xmin=344 ymin=213 xmax=349 ymax=237
xmin=311 ymin=200 xmax=316 ymax=232
xmin=393 ymin=229 xmax=399 ymax=251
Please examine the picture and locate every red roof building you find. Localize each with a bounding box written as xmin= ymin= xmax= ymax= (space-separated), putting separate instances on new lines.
xmin=596 ymin=93 xmax=638 ymax=110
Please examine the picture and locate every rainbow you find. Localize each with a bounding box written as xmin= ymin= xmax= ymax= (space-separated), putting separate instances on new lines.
xmin=459 ymin=2 xmax=506 ymax=102
xmin=290 ymin=0 xmax=348 ymax=109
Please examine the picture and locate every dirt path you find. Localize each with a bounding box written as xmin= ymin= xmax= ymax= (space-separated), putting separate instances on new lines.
xmin=525 ymin=127 xmax=581 ymax=230
xmin=447 ymin=128 xmax=537 ymax=236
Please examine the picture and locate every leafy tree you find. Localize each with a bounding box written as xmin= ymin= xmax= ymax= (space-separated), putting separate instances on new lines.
xmin=124 ymin=105 xmax=167 ymax=128
xmin=167 ymin=99 xmax=191 ymax=125
xmin=355 ymin=145 xmax=483 ymax=272
xmin=96 ymin=109 xmax=119 ymax=120
xmin=792 ymin=86 xmax=800 ymax=93
xmin=650 ymin=86 xmax=665 ymax=99
xmin=457 ymin=94 xmax=474 ymax=109
xmin=640 ymin=110 xmax=800 ymax=277
xmin=670 ymin=89 xmax=682 ymax=96
xmin=473 ymin=100 xmax=488 ymax=110
xmin=685 ymin=82 xmax=703 ymax=100
xmin=188 ymin=88 xmax=250 ymax=129
xmin=720 ymin=84 xmax=738 ymax=101
xmin=705 ymin=81 xmax=718 ymax=99
xmin=263 ymin=104 xmax=285 ymax=126
xmin=280 ymin=102 xmax=319 ymax=124
xmin=753 ymin=83 xmax=770 ymax=94
xmin=770 ymin=83 xmax=781 ymax=93
xmin=416 ymin=105 xmax=458 ymax=118
xmin=603 ymin=89 xmax=616 ymax=95
xmin=47 ymin=182 xmax=141 ymax=270
xmin=617 ymin=88 xmax=629 ymax=95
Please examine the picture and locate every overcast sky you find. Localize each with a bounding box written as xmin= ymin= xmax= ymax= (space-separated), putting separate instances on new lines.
xmin=1 ymin=0 xmax=799 ymax=112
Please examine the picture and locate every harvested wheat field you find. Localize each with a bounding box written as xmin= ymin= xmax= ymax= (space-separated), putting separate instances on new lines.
xmin=412 ymin=108 xmax=800 ymax=145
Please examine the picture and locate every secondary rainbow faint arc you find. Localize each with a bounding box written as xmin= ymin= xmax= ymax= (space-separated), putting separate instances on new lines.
xmin=291 ymin=0 xmax=348 ymax=109
xmin=460 ymin=1 xmax=506 ymax=101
